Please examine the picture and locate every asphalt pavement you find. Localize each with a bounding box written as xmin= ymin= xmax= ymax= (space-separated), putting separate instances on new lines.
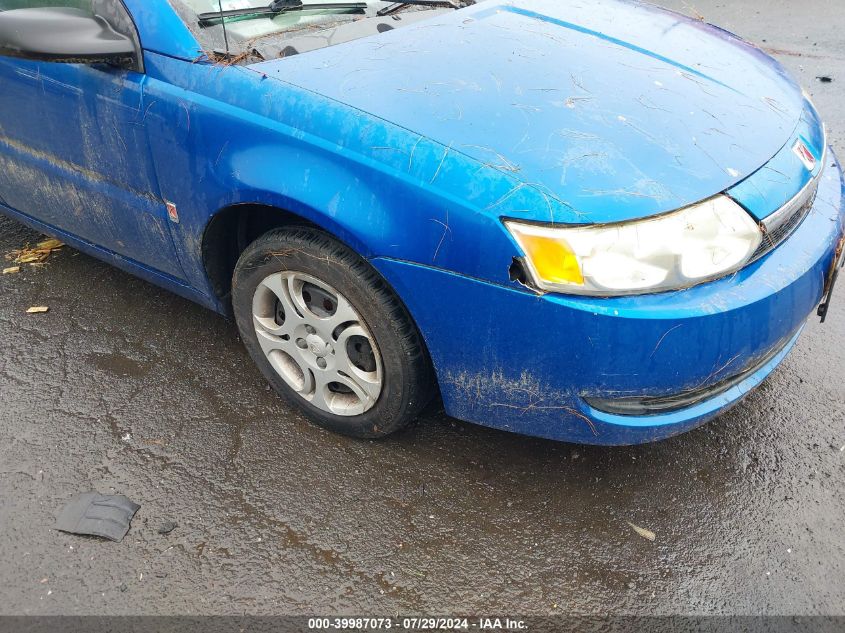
xmin=0 ymin=0 xmax=844 ymax=618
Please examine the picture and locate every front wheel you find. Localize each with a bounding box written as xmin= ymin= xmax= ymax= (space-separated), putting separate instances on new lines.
xmin=232 ymin=227 xmax=433 ymax=438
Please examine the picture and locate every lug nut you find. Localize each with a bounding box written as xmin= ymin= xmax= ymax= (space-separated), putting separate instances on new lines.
xmin=296 ymin=338 xmax=307 ymax=349
xmin=317 ymin=358 xmax=327 ymax=369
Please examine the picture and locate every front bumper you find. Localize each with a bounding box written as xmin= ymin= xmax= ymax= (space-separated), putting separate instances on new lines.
xmin=374 ymin=150 xmax=845 ymax=445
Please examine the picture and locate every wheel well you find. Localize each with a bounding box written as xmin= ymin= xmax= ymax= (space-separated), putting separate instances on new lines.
xmin=203 ymin=203 xmax=441 ymax=404
xmin=202 ymin=203 xmax=319 ymax=311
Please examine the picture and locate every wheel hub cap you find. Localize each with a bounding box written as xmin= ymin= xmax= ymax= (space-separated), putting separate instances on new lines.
xmin=251 ymin=271 xmax=383 ymax=417
xmin=306 ymin=333 xmax=329 ymax=358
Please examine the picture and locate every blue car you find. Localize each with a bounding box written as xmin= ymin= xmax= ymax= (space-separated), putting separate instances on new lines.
xmin=0 ymin=0 xmax=842 ymax=444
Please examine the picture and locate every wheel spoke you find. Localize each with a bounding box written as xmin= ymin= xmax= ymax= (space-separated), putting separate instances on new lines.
xmin=335 ymin=324 xmax=379 ymax=373
xmin=254 ymin=326 xmax=290 ymax=356
xmin=252 ymin=314 xmax=291 ymax=341
xmin=332 ymin=327 xmax=382 ymax=403
xmin=294 ymin=357 xmax=315 ymax=396
xmin=308 ymin=375 xmax=332 ymax=411
xmin=265 ymin=338 xmax=314 ymax=395
xmin=336 ymin=368 xmax=382 ymax=404
xmin=253 ymin=273 xmax=303 ymax=339
xmin=322 ymin=294 xmax=360 ymax=336
xmin=335 ymin=324 xmax=369 ymax=349
xmin=309 ymin=366 xmax=379 ymax=414
xmin=286 ymin=274 xmax=312 ymax=321
xmin=260 ymin=272 xmax=287 ymax=303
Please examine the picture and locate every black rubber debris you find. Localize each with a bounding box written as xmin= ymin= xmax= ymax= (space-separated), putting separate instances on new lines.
xmin=55 ymin=492 xmax=140 ymax=542
xmin=817 ymin=75 xmax=833 ymax=82
xmin=157 ymin=521 xmax=178 ymax=535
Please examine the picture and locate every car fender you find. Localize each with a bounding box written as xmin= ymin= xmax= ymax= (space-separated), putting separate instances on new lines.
xmin=140 ymin=51 xmax=549 ymax=303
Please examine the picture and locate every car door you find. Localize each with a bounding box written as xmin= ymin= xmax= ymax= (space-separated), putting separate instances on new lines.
xmin=0 ymin=0 xmax=185 ymax=278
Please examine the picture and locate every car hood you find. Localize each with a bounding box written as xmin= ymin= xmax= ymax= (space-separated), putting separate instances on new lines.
xmin=252 ymin=0 xmax=807 ymax=223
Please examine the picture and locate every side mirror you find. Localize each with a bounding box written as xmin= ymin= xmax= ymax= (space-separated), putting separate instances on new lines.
xmin=0 ymin=7 xmax=136 ymax=67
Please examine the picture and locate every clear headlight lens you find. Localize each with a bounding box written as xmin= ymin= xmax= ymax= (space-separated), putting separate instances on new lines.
xmin=506 ymin=195 xmax=763 ymax=296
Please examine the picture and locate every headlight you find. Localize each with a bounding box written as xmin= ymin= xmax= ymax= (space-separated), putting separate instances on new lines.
xmin=506 ymin=195 xmax=763 ymax=296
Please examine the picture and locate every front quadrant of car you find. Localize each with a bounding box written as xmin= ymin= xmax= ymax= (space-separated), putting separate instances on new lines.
xmin=1 ymin=0 xmax=843 ymax=444
xmin=373 ymin=149 xmax=845 ymax=445
xmin=82 ymin=0 xmax=845 ymax=443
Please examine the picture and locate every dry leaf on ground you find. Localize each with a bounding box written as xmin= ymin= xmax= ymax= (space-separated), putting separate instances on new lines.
xmin=6 ymin=238 xmax=64 ymax=265
xmin=628 ymin=522 xmax=656 ymax=541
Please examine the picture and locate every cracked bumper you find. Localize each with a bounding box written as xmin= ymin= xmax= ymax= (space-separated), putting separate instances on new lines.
xmin=374 ymin=151 xmax=845 ymax=445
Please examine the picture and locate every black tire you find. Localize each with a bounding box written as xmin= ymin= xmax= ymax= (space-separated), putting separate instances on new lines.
xmin=232 ymin=227 xmax=434 ymax=438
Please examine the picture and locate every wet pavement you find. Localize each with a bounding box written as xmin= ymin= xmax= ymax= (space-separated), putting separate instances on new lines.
xmin=1 ymin=0 xmax=844 ymax=617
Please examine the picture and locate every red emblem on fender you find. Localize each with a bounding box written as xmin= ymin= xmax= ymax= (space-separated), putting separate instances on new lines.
xmin=793 ymin=139 xmax=817 ymax=171
xmin=165 ymin=201 xmax=179 ymax=224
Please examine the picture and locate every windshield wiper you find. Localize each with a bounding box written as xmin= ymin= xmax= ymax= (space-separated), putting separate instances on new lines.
xmin=198 ymin=0 xmax=368 ymax=27
xmin=376 ymin=0 xmax=469 ymax=17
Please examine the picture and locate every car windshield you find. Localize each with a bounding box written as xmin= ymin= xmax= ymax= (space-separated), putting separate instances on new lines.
xmin=170 ymin=0 xmax=473 ymax=62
